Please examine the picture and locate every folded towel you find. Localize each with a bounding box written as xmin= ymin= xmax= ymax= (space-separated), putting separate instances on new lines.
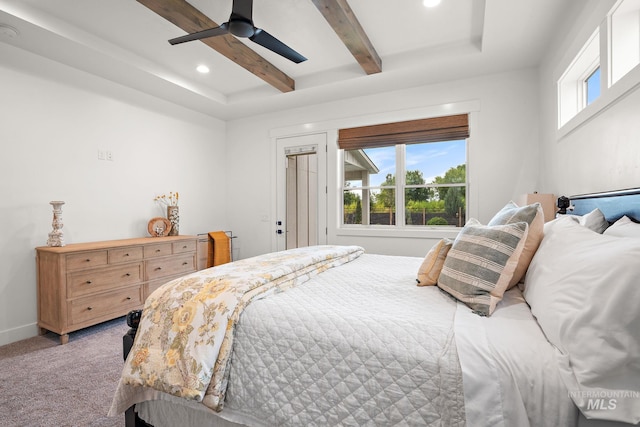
xmin=207 ymin=231 xmax=231 ymax=267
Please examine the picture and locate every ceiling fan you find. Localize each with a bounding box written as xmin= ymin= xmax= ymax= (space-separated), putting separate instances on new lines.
xmin=168 ymin=0 xmax=307 ymax=63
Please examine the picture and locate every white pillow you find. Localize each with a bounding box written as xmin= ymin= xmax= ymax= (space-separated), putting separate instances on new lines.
xmin=567 ymin=208 xmax=609 ymax=233
xmin=603 ymin=215 xmax=640 ymax=238
xmin=524 ymin=216 xmax=640 ymax=423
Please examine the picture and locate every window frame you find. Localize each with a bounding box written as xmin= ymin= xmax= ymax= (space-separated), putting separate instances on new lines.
xmin=557 ymin=28 xmax=600 ymax=128
xmin=340 ymin=137 xmax=468 ymax=230
xmin=609 ymin=0 xmax=640 ymax=86
xmin=557 ymin=0 xmax=640 ymax=139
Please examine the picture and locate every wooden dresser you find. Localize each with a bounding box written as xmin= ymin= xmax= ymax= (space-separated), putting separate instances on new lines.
xmin=36 ymin=235 xmax=198 ymax=344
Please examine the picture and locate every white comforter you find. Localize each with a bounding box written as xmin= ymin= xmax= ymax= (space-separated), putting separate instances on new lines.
xmin=121 ymin=253 xmax=578 ymax=427
xmin=224 ymin=253 xmax=465 ymax=426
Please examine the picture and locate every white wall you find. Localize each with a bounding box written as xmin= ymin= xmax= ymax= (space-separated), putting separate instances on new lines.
xmin=0 ymin=43 xmax=227 ymax=346
xmin=538 ymin=0 xmax=640 ymax=196
xmin=226 ymin=68 xmax=542 ymax=259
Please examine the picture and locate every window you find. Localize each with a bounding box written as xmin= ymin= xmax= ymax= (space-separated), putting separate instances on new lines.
xmin=405 ymin=141 xmax=466 ymax=227
xmin=558 ymin=0 xmax=640 ymax=132
xmin=339 ymin=115 xmax=468 ymax=228
xmin=610 ymin=0 xmax=640 ymax=85
xmin=558 ymin=29 xmax=600 ymax=127
xmin=585 ymin=67 xmax=601 ymax=105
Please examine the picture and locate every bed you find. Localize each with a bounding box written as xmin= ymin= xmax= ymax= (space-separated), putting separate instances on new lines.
xmin=109 ymin=189 xmax=640 ymax=427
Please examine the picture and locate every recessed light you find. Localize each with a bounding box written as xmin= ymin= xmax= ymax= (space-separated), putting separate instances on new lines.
xmin=423 ymin=0 xmax=441 ymax=7
xmin=196 ymin=64 xmax=210 ymax=74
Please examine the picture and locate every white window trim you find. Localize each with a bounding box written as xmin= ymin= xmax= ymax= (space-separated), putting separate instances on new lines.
xmin=609 ymin=0 xmax=640 ymax=86
xmin=557 ymin=0 xmax=640 ymax=140
xmin=558 ymin=61 xmax=640 ymax=141
xmin=558 ymin=28 xmax=600 ymax=129
xmin=581 ymin=63 xmax=600 ymax=108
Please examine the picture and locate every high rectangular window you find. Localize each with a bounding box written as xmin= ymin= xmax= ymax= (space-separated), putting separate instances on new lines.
xmin=611 ymin=0 xmax=640 ymax=85
xmin=558 ymin=0 xmax=640 ymax=131
xmin=558 ymin=29 xmax=599 ymax=127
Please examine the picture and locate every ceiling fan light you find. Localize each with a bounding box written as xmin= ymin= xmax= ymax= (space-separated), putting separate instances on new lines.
xmin=423 ymin=0 xmax=441 ymax=7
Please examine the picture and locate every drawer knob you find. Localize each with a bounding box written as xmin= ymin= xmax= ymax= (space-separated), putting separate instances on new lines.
xmin=87 ymin=306 xmax=93 ymax=311
xmin=125 ymin=273 xmax=131 ymax=277
xmin=86 ymin=280 xmax=92 ymax=284
xmin=124 ymin=253 xmax=130 ymax=257
xmin=182 ymin=245 xmax=187 ymax=249
xmin=155 ymin=267 xmax=162 ymax=271
xmin=126 ymin=296 xmax=132 ymax=300
xmin=85 ymin=259 xmax=91 ymax=262
xmin=182 ymin=262 xmax=188 ymax=266
xmin=155 ymin=249 xmax=161 ymax=253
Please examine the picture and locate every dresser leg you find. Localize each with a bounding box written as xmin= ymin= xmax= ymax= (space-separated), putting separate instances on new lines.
xmin=60 ymin=334 xmax=69 ymax=345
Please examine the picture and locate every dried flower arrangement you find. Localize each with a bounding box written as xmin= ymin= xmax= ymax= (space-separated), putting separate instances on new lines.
xmin=154 ymin=191 xmax=179 ymax=206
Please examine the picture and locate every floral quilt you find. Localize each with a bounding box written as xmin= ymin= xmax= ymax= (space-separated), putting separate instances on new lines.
xmin=119 ymin=245 xmax=364 ymax=411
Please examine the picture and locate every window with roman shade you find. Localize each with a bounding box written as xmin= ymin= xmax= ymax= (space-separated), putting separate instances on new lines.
xmin=340 ymin=114 xmax=469 ymax=228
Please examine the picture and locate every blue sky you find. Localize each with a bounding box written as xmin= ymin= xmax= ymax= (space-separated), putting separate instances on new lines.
xmin=586 ymin=68 xmax=601 ymax=105
xmin=363 ymin=140 xmax=466 ymax=187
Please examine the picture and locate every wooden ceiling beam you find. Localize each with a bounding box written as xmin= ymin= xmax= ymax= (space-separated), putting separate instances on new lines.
xmin=310 ymin=0 xmax=382 ymax=75
xmin=136 ymin=0 xmax=295 ymax=93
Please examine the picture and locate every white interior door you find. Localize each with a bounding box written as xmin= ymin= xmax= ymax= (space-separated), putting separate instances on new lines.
xmin=275 ymin=133 xmax=327 ymax=251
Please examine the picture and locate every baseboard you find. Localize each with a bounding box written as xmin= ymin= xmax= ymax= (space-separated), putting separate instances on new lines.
xmin=0 ymin=322 xmax=39 ymax=347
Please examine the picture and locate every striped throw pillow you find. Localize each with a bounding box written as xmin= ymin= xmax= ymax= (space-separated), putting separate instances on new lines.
xmin=488 ymin=201 xmax=544 ymax=288
xmin=437 ymin=218 xmax=528 ymax=316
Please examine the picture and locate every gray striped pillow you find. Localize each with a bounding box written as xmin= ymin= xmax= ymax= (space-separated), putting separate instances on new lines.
xmin=437 ymin=218 xmax=529 ymax=316
xmin=488 ymin=201 xmax=544 ymax=288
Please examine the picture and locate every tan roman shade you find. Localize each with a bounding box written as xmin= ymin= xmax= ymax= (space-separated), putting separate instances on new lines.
xmin=338 ymin=114 xmax=469 ymax=150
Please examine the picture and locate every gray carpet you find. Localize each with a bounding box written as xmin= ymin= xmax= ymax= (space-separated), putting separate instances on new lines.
xmin=0 ymin=317 xmax=129 ymax=427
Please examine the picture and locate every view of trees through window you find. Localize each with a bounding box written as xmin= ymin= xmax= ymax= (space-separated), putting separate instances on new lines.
xmin=343 ymin=140 xmax=467 ymax=227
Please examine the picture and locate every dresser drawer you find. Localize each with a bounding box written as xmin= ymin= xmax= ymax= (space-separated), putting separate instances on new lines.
xmin=173 ymin=240 xmax=196 ymax=254
xmin=68 ymin=262 xmax=143 ymax=298
xmin=66 ymin=251 xmax=108 ymax=271
xmin=108 ymin=246 xmax=143 ymax=264
xmin=146 ymin=274 xmax=186 ymax=298
xmin=69 ymin=286 xmax=143 ymax=325
xmin=145 ymin=254 xmax=196 ymax=281
xmin=144 ymin=243 xmax=172 ymax=258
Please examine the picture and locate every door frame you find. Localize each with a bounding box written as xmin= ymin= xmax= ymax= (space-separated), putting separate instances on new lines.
xmin=273 ymin=133 xmax=327 ymax=252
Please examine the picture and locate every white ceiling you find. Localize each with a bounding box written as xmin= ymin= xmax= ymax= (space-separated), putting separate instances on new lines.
xmin=0 ymin=0 xmax=577 ymax=120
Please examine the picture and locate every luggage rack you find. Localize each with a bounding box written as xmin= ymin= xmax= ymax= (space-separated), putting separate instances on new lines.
xmin=197 ymin=230 xmax=236 ymax=262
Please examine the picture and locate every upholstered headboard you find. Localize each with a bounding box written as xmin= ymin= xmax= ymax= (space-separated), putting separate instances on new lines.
xmin=568 ymin=188 xmax=640 ymax=223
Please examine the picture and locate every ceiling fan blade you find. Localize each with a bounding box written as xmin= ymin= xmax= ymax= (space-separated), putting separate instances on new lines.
xmin=231 ymin=0 xmax=253 ymax=21
xmin=169 ymin=23 xmax=229 ymax=45
xmin=250 ymin=28 xmax=307 ymax=63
